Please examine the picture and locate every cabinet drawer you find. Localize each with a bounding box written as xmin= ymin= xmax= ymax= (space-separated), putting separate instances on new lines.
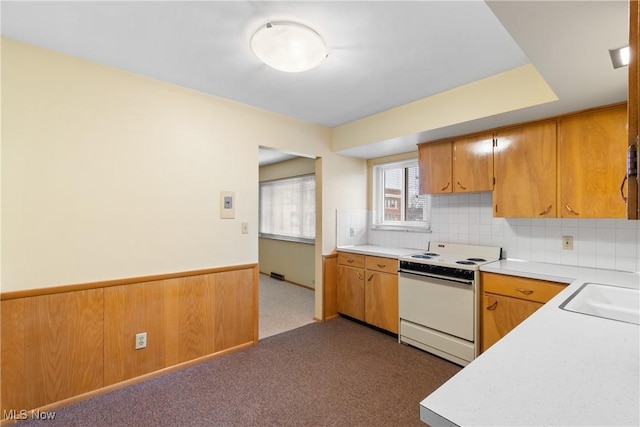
xmin=481 ymin=272 xmax=566 ymax=304
xmin=338 ymin=252 xmax=365 ymax=268
xmin=365 ymin=256 xmax=398 ymax=274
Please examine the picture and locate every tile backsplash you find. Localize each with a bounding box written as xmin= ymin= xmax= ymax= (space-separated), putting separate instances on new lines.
xmin=336 ymin=192 xmax=640 ymax=273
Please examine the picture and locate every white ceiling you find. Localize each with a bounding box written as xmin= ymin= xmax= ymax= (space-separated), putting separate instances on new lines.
xmin=0 ymin=1 xmax=630 ymax=164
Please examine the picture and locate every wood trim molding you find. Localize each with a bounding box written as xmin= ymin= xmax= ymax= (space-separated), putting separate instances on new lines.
xmin=1 ymin=263 xmax=259 ymax=301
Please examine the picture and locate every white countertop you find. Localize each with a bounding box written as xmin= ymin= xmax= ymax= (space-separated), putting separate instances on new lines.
xmin=420 ymin=260 xmax=640 ymax=426
xmin=336 ymin=245 xmax=418 ymax=259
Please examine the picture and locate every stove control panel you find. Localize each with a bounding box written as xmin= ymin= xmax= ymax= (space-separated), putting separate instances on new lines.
xmin=398 ymin=260 xmax=475 ymax=281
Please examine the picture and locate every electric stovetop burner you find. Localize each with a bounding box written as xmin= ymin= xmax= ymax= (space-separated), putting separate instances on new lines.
xmin=400 ymin=242 xmax=502 ymax=272
xmin=411 ymin=252 xmax=440 ymax=259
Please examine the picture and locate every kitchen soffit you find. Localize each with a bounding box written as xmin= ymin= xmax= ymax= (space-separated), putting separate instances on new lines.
xmin=0 ymin=1 xmax=629 ymax=159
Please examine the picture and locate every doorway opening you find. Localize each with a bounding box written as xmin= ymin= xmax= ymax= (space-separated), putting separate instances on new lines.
xmin=258 ymin=146 xmax=318 ymax=338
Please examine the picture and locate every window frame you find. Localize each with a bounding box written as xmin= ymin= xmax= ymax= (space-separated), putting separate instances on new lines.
xmin=372 ymin=159 xmax=430 ymax=231
xmin=258 ymin=173 xmax=316 ymax=244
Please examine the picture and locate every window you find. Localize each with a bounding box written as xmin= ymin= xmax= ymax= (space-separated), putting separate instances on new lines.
xmin=259 ymin=174 xmax=315 ymax=243
xmin=372 ymin=160 xmax=430 ymax=230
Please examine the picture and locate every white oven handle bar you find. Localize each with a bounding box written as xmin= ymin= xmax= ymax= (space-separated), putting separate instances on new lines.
xmin=398 ymin=270 xmax=474 ymax=286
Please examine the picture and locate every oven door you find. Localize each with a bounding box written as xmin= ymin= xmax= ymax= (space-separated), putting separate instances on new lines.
xmin=398 ymin=271 xmax=475 ymax=341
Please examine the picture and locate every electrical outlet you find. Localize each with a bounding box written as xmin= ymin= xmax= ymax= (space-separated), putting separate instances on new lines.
xmin=135 ymin=332 xmax=147 ymax=350
xmin=562 ymin=236 xmax=574 ymax=250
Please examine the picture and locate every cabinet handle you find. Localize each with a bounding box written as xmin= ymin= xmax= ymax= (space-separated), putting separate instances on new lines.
xmin=486 ymin=301 xmax=498 ymax=311
xmin=356 ymin=272 xmax=363 ymax=280
xmin=367 ymin=274 xmax=374 ymax=282
xmin=347 ymin=259 xmax=355 ymax=263
xmin=538 ymin=205 xmax=552 ymax=216
xmin=621 ymin=175 xmax=628 ymax=203
xmin=516 ymin=288 xmax=534 ymax=295
xmin=564 ymin=204 xmax=580 ymax=216
xmin=456 ymin=181 xmax=467 ymax=190
xmin=441 ymin=182 xmax=450 ymax=191
xmin=377 ymin=263 xmax=386 ymax=268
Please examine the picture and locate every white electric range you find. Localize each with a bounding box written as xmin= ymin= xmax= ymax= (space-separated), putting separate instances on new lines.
xmin=398 ymin=241 xmax=502 ymax=366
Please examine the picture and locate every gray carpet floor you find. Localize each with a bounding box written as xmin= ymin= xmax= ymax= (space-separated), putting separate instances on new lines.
xmin=22 ymin=318 xmax=461 ymax=427
xmin=259 ymin=274 xmax=315 ymax=339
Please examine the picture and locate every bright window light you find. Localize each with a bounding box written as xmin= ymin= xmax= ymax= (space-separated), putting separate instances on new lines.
xmin=609 ymin=45 xmax=630 ymax=69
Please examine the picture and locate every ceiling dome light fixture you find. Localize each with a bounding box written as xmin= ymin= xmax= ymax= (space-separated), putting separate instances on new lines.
xmin=250 ymin=21 xmax=328 ymax=73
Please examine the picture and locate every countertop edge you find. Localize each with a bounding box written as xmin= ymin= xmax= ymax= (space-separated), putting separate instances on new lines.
xmin=336 ymin=245 xmax=418 ymax=259
xmin=420 ymin=261 xmax=640 ymax=426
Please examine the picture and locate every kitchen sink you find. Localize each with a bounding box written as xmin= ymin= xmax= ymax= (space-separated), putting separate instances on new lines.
xmin=560 ymin=282 xmax=640 ymax=325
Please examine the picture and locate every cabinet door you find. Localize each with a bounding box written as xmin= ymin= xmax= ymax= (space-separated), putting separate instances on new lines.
xmin=494 ymin=121 xmax=557 ymax=217
xmin=337 ymin=265 xmax=365 ymax=321
xmin=418 ymin=141 xmax=452 ymax=194
xmin=559 ymin=105 xmax=628 ymax=218
xmin=364 ymin=271 xmax=398 ymax=333
xmin=481 ymin=293 xmax=542 ymax=353
xmin=453 ymin=133 xmax=494 ymax=193
xmin=629 ymin=0 xmax=639 ymax=220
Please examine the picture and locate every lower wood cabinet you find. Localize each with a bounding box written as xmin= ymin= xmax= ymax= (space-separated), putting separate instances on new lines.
xmin=480 ymin=272 xmax=566 ymax=353
xmin=337 ymin=263 xmax=365 ymax=321
xmin=482 ymin=293 xmax=542 ymax=353
xmin=365 ymin=269 xmax=399 ymax=333
xmin=337 ymin=252 xmax=398 ymax=333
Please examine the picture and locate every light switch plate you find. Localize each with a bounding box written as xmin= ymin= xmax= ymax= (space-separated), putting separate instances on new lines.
xmin=220 ymin=191 xmax=235 ymax=219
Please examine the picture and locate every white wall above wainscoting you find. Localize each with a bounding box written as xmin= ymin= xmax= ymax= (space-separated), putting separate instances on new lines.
xmin=337 ymin=193 xmax=640 ymax=273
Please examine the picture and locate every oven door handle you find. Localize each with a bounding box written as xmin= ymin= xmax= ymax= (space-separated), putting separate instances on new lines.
xmin=398 ymin=269 xmax=474 ymax=286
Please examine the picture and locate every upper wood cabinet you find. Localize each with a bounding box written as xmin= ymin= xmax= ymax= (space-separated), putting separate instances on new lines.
xmin=418 ymin=133 xmax=493 ymax=194
xmin=558 ymin=104 xmax=628 ymax=218
xmin=418 ymin=141 xmax=452 ymax=194
xmin=493 ymin=121 xmax=557 ymax=217
xmin=628 ymin=0 xmax=639 ymax=220
xmin=417 ymin=102 xmax=631 ymax=219
xmin=453 ymin=133 xmax=494 ymax=193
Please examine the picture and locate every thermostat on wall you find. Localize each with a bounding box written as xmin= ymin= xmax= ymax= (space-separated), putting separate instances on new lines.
xmin=220 ymin=191 xmax=235 ymax=219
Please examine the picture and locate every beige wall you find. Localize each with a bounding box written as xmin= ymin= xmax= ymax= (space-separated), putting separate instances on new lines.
xmin=259 ymin=156 xmax=316 ymax=181
xmin=258 ymin=239 xmax=315 ymax=287
xmin=259 ymin=157 xmax=316 ymax=288
xmin=332 ymin=64 xmax=557 ymax=152
xmin=1 ymin=38 xmax=368 ymax=307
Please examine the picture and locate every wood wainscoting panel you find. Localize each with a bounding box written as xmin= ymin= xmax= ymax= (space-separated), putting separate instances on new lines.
xmin=1 ymin=299 xmax=26 ymax=413
xmin=23 ymin=289 xmax=104 ymax=410
xmin=213 ymin=267 xmax=258 ymax=352
xmin=104 ymin=281 xmax=167 ymax=386
xmin=1 ymin=264 xmax=258 ymax=420
xmin=164 ymin=275 xmax=217 ymax=366
xmin=322 ymin=253 xmax=338 ymax=320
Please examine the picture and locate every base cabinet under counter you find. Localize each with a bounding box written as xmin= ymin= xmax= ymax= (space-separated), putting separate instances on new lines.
xmin=337 ymin=252 xmax=398 ymax=334
xmin=480 ymin=272 xmax=566 ymax=353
